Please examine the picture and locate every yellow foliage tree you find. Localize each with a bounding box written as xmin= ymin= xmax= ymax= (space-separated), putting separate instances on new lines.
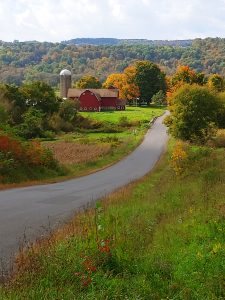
xmin=207 ymin=74 xmax=225 ymax=92
xmin=103 ymin=67 xmax=139 ymax=101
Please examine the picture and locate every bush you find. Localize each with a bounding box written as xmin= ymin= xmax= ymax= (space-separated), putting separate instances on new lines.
xmin=0 ymin=134 xmax=59 ymax=183
xmin=209 ymin=129 xmax=225 ymax=147
xmin=167 ymin=84 xmax=221 ymax=143
xmin=18 ymin=108 xmax=45 ymax=138
xmin=59 ymin=99 xmax=79 ymax=122
xmin=217 ymin=92 xmax=225 ymax=128
xmin=152 ymin=90 xmax=166 ymax=106
xmin=0 ymin=104 xmax=8 ymax=125
xmin=119 ymin=116 xmax=129 ymax=127
xmin=42 ymin=130 xmax=56 ymax=140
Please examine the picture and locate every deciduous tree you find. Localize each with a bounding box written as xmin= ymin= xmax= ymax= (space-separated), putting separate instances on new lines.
xmin=165 ymin=84 xmax=221 ymax=143
xmin=20 ymin=81 xmax=60 ymax=115
xmin=134 ymin=60 xmax=166 ymax=105
xmin=207 ymin=74 xmax=225 ymax=92
xmin=75 ymin=75 xmax=102 ymax=89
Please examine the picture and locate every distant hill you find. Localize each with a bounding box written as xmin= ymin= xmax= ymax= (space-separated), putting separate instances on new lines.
xmin=0 ymin=37 xmax=225 ymax=86
xmin=62 ymin=38 xmax=192 ymax=47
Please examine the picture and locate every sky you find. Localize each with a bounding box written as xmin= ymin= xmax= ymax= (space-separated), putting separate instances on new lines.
xmin=1 ymin=0 xmax=225 ymax=42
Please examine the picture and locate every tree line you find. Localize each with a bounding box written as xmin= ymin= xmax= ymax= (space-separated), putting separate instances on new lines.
xmin=0 ymin=81 xmax=79 ymax=139
xmin=1 ymin=59 xmax=225 ymax=145
xmin=1 ymin=38 xmax=225 ymax=86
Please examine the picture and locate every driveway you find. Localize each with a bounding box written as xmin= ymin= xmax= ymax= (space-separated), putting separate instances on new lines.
xmin=0 ymin=113 xmax=168 ymax=273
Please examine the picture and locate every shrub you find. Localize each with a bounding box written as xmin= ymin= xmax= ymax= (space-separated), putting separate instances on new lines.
xmin=152 ymin=90 xmax=166 ymax=106
xmin=210 ymin=129 xmax=225 ymax=147
xmin=42 ymin=130 xmax=56 ymax=140
xmin=119 ymin=116 xmax=129 ymax=127
xmin=170 ymin=141 xmax=188 ymax=176
xmin=167 ymin=84 xmax=221 ymax=143
xmin=0 ymin=134 xmax=59 ymax=182
xmin=18 ymin=108 xmax=45 ymax=138
xmin=0 ymin=104 xmax=8 ymax=125
xmin=59 ymin=99 xmax=79 ymax=122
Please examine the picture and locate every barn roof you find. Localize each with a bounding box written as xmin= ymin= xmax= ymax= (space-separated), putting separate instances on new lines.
xmin=67 ymin=88 xmax=119 ymax=98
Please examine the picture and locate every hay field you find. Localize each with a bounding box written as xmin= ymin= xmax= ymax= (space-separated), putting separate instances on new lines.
xmin=44 ymin=141 xmax=111 ymax=165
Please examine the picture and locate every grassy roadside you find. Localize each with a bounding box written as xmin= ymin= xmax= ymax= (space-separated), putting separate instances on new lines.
xmin=1 ymin=139 xmax=224 ymax=299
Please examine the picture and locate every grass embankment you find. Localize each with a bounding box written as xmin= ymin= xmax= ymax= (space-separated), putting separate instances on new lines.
xmin=1 ymin=139 xmax=224 ymax=299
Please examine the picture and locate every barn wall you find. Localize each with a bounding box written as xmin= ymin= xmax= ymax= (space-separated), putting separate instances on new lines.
xmin=101 ymin=97 xmax=117 ymax=110
xmin=79 ymin=91 xmax=100 ymax=111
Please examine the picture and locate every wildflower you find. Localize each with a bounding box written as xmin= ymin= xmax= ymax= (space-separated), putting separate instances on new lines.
xmin=171 ymin=141 xmax=187 ymax=176
xmin=81 ymin=276 xmax=92 ymax=287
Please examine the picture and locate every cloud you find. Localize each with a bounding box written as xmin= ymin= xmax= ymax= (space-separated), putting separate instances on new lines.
xmin=0 ymin=0 xmax=225 ymax=42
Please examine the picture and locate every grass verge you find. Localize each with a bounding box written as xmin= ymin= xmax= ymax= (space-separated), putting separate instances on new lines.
xmin=1 ymin=139 xmax=224 ymax=299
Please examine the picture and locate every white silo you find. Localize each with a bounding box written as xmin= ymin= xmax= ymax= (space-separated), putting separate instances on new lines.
xmin=60 ymin=69 xmax=72 ymax=98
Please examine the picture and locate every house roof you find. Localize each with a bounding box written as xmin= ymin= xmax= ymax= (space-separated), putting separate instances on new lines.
xmin=67 ymin=88 xmax=119 ymax=98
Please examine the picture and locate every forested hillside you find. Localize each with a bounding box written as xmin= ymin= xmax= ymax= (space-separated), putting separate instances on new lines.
xmin=62 ymin=38 xmax=192 ymax=46
xmin=0 ymin=37 xmax=225 ymax=86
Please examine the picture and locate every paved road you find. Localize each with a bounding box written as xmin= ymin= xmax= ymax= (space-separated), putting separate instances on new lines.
xmin=0 ymin=113 xmax=168 ymax=273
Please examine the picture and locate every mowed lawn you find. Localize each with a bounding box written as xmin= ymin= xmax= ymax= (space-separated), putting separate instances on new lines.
xmin=80 ymin=106 xmax=164 ymax=124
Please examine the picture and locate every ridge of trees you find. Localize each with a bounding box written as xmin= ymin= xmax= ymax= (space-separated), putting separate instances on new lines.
xmin=1 ymin=38 xmax=225 ymax=86
xmin=62 ymin=38 xmax=192 ymax=46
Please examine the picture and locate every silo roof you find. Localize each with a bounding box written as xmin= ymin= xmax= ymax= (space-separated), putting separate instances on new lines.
xmin=60 ymin=69 xmax=71 ymax=76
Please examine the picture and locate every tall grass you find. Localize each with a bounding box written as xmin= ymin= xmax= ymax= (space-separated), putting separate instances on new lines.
xmin=1 ymin=140 xmax=224 ymax=299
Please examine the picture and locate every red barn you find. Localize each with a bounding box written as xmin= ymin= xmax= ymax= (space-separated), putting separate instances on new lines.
xmin=67 ymin=88 xmax=126 ymax=112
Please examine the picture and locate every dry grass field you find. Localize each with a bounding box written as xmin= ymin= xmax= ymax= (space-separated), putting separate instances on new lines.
xmin=44 ymin=141 xmax=111 ymax=165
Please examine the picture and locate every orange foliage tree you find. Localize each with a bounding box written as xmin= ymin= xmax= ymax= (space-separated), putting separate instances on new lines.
xmin=103 ymin=67 xmax=139 ymax=101
xmin=167 ymin=65 xmax=206 ymax=105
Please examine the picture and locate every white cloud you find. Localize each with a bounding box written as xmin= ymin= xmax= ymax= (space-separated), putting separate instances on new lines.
xmin=0 ymin=0 xmax=225 ymax=41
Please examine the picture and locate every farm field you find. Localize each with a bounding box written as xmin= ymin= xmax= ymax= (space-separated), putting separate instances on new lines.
xmin=0 ymin=107 xmax=164 ymax=188
xmin=1 ymin=139 xmax=224 ymax=299
xmin=42 ymin=106 xmax=165 ymax=179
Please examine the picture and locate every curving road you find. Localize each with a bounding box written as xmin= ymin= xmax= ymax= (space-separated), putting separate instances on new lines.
xmin=0 ymin=113 xmax=168 ymax=273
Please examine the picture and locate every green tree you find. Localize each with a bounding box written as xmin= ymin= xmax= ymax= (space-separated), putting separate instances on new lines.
xmin=0 ymin=84 xmax=26 ymax=124
xmin=20 ymin=81 xmax=60 ymax=115
xmin=19 ymin=108 xmax=45 ymax=138
xmin=166 ymin=84 xmax=221 ymax=143
xmin=0 ymin=104 xmax=8 ymax=125
xmin=134 ymin=61 xmax=166 ymax=105
xmin=208 ymin=74 xmax=225 ymax=92
xmin=75 ymin=75 xmax=102 ymax=89
xmin=152 ymin=90 xmax=166 ymax=106
xmin=59 ymin=99 xmax=80 ymax=122
xmin=217 ymin=92 xmax=225 ymax=128
xmin=171 ymin=66 xmax=207 ymax=87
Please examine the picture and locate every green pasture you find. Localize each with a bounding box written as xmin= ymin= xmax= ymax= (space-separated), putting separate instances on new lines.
xmin=80 ymin=106 xmax=165 ymax=124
